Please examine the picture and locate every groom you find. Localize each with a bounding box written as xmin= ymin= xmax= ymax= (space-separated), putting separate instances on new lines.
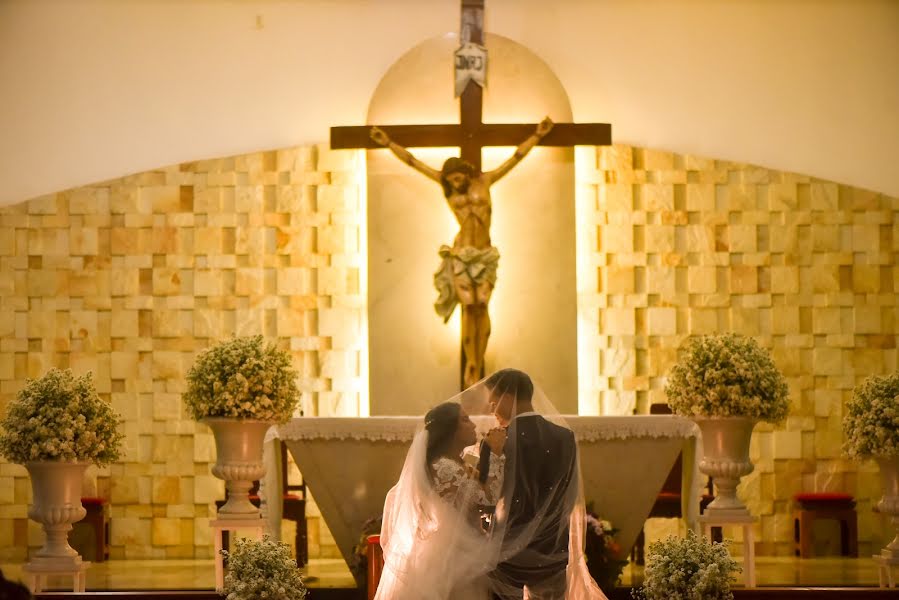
xmin=485 ymin=369 xmax=579 ymax=600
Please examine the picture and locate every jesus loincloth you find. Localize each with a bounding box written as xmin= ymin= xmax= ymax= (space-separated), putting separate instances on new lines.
xmin=433 ymin=245 xmax=500 ymax=322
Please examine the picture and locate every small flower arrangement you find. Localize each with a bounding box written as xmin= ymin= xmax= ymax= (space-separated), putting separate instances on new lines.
xmin=843 ymin=371 xmax=899 ymax=459
xmin=665 ymin=333 xmax=790 ymax=424
xmin=584 ymin=503 xmax=628 ymax=592
xmin=632 ymin=531 xmax=740 ymax=600
xmin=184 ymin=336 xmax=300 ymax=423
xmin=0 ymin=369 xmax=123 ymax=466
xmin=349 ymin=515 xmax=383 ymax=589
xmin=221 ymin=535 xmax=306 ymax=600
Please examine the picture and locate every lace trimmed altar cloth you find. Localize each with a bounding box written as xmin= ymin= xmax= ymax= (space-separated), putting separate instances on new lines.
xmin=265 ymin=416 xmax=702 ymax=567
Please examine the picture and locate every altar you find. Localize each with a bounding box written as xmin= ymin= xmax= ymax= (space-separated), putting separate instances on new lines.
xmin=264 ymin=415 xmax=702 ymax=566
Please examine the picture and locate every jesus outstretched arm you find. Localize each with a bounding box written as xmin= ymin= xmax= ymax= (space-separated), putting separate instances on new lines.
xmin=483 ymin=116 xmax=554 ymax=185
xmin=370 ymin=126 xmax=442 ymax=182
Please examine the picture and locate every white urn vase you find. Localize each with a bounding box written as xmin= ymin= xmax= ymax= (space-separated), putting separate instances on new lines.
xmin=204 ymin=418 xmax=273 ymax=520
xmin=695 ymin=416 xmax=757 ymax=517
xmin=877 ymin=456 xmax=899 ymax=561
xmin=26 ymin=461 xmax=89 ymax=566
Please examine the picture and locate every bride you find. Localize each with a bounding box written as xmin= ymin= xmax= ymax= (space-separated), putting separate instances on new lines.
xmin=374 ymin=370 xmax=608 ymax=600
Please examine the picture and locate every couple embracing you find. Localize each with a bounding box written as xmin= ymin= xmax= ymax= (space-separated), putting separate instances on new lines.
xmin=374 ymin=369 xmax=607 ymax=600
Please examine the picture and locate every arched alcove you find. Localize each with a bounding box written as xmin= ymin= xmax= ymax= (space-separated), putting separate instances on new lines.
xmin=366 ymin=33 xmax=578 ymax=414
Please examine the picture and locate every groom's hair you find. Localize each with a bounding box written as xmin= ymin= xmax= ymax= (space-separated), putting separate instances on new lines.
xmin=424 ymin=402 xmax=462 ymax=465
xmin=485 ymin=368 xmax=534 ymax=405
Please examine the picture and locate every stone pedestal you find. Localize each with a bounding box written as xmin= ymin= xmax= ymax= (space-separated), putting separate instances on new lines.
xmin=875 ymin=553 xmax=899 ymax=588
xmin=211 ymin=518 xmax=266 ymax=592
xmin=699 ymin=513 xmax=756 ymax=588
xmin=22 ymin=559 xmax=90 ymax=593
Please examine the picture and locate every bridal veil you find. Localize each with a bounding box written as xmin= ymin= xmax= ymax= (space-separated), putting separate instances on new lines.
xmin=375 ymin=370 xmax=607 ymax=600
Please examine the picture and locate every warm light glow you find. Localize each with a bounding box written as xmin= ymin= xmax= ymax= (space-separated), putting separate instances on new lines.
xmin=481 ymin=146 xmax=516 ymax=170
xmin=357 ymin=150 xmax=370 ymax=417
xmin=365 ymin=33 xmax=580 ymax=412
xmin=482 ymin=145 xmax=521 ymax=366
xmin=394 ymin=145 xmax=462 ymax=365
xmin=575 ymin=146 xmax=600 ymax=416
xmin=417 ymin=146 xmax=463 ymax=371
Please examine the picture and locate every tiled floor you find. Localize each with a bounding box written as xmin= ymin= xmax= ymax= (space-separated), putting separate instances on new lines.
xmin=0 ymin=556 xmax=889 ymax=591
xmin=0 ymin=558 xmax=355 ymax=591
xmin=623 ymin=556 xmax=885 ymax=588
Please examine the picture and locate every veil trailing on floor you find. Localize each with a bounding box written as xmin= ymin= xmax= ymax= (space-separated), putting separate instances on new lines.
xmin=375 ymin=369 xmax=606 ymax=600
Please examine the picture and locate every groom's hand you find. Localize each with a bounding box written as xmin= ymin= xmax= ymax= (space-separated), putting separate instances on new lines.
xmin=485 ymin=427 xmax=507 ymax=455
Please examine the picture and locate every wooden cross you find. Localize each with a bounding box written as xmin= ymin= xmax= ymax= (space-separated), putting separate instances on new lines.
xmin=331 ymin=0 xmax=611 ymax=389
xmin=331 ymin=0 xmax=611 ymax=169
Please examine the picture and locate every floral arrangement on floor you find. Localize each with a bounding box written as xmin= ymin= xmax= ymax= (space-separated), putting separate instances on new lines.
xmin=221 ymin=534 xmax=306 ymax=600
xmin=184 ymin=335 xmax=300 ymax=422
xmin=632 ymin=531 xmax=740 ymax=600
xmin=843 ymin=371 xmax=899 ymax=459
xmin=584 ymin=502 xmax=628 ymax=593
xmin=665 ymin=332 xmax=790 ymax=424
xmin=349 ymin=515 xmax=383 ymax=589
xmin=0 ymin=369 xmax=123 ymax=466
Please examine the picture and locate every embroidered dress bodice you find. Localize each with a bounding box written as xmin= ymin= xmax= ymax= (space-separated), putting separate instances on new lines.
xmin=430 ymin=454 xmax=505 ymax=508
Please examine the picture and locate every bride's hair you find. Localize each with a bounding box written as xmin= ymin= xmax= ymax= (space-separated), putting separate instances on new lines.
xmin=424 ymin=402 xmax=461 ymax=464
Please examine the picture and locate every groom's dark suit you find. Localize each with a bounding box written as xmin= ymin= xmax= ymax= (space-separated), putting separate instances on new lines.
xmin=492 ymin=413 xmax=578 ymax=598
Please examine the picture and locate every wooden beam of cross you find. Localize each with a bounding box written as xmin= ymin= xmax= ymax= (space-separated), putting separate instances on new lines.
xmin=330 ymin=0 xmax=611 ymax=390
xmin=330 ymin=0 xmax=611 ymax=170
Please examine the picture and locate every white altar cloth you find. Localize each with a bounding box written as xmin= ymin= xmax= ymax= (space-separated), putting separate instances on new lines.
xmin=268 ymin=415 xmax=701 ymax=566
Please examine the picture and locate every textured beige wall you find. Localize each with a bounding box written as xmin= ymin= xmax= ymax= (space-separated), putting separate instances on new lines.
xmin=577 ymin=144 xmax=898 ymax=556
xmin=0 ymin=145 xmax=366 ymax=560
xmin=1 ymin=140 xmax=896 ymax=561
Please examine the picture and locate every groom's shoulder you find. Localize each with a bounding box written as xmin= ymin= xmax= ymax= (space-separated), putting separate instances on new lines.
xmin=536 ymin=415 xmax=575 ymax=439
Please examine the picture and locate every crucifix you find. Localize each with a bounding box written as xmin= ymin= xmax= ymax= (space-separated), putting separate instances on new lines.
xmin=331 ymin=0 xmax=611 ymax=390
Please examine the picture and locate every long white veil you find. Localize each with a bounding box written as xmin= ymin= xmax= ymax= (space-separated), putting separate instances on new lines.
xmin=375 ymin=369 xmax=607 ymax=600
xmin=377 ymin=428 xmax=494 ymax=599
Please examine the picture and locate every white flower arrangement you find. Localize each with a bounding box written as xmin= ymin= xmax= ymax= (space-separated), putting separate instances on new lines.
xmin=584 ymin=504 xmax=626 ymax=592
xmin=633 ymin=531 xmax=740 ymax=600
xmin=586 ymin=514 xmax=615 ymax=540
xmin=183 ymin=336 xmax=300 ymax=423
xmin=222 ymin=535 xmax=307 ymax=600
xmin=0 ymin=369 xmax=123 ymax=466
xmin=665 ymin=333 xmax=790 ymax=424
xmin=843 ymin=371 xmax=899 ymax=459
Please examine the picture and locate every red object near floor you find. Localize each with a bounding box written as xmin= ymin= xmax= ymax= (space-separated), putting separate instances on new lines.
xmin=367 ymin=534 xmax=383 ymax=600
xmin=792 ymin=492 xmax=858 ymax=558
xmin=78 ymin=497 xmax=109 ymax=562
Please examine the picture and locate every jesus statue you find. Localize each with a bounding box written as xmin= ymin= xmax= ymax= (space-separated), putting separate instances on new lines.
xmin=370 ymin=117 xmax=554 ymax=388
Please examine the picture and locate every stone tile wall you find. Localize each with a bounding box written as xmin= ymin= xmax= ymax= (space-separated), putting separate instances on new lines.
xmin=0 ymin=145 xmax=365 ymax=560
xmin=1 ymin=141 xmax=896 ymax=560
xmin=577 ymin=145 xmax=898 ymax=556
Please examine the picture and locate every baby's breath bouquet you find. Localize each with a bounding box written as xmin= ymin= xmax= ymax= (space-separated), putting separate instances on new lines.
xmin=0 ymin=369 xmax=123 ymax=466
xmin=221 ymin=535 xmax=306 ymax=600
xmin=665 ymin=333 xmax=790 ymax=424
xmin=184 ymin=336 xmax=299 ymax=423
xmin=632 ymin=531 xmax=740 ymax=600
xmin=843 ymin=372 xmax=899 ymax=459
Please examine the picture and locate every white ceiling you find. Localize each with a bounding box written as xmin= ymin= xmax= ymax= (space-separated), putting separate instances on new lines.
xmin=0 ymin=0 xmax=897 ymax=206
